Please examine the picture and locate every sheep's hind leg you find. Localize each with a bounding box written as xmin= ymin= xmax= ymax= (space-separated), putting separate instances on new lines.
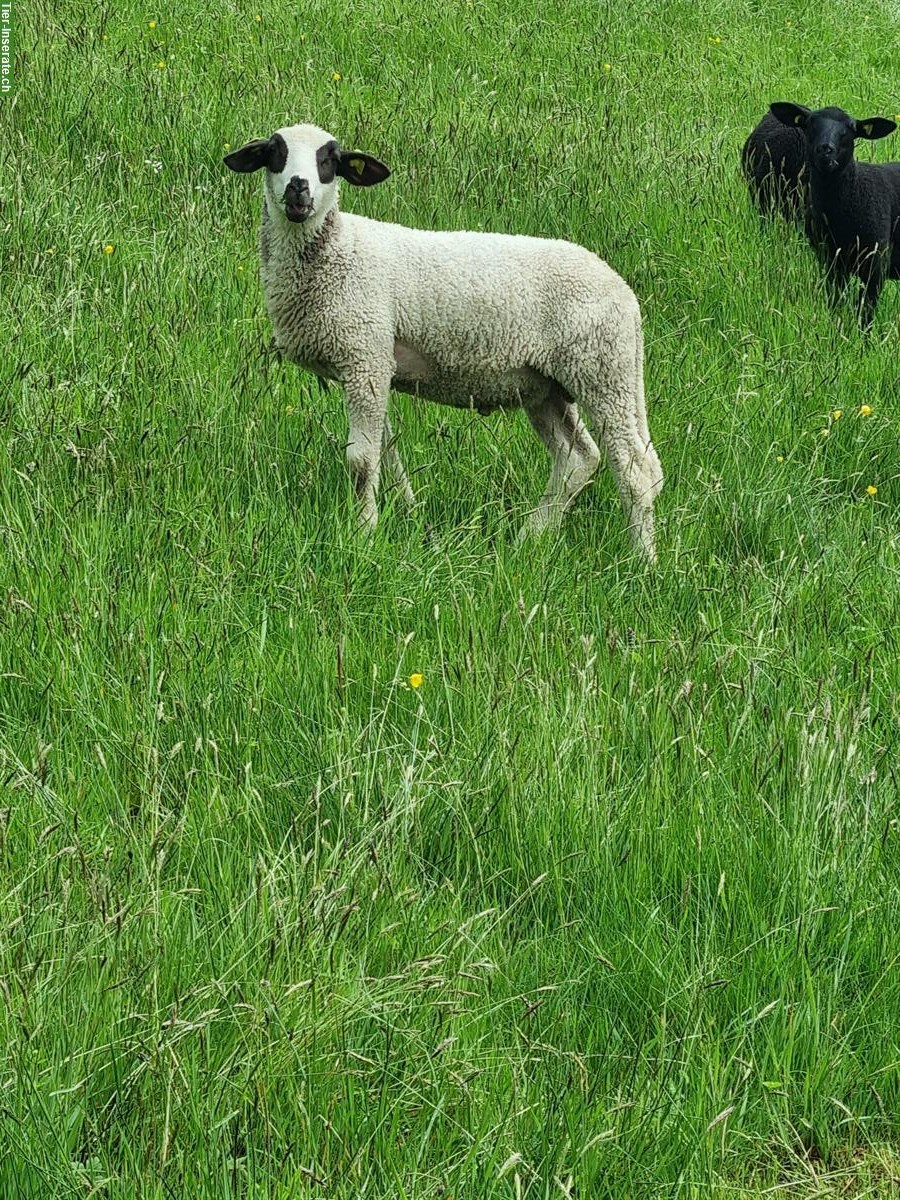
xmin=557 ymin=308 xmax=661 ymax=561
xmin=595 ymin=423 xmax=659 ymax=561
xmin=381 ymin=414 xmax=416 ymax=507
xmin=631 ymin=315 xmax=663 ymax=501
xmin=520 ymin=394 xmax=601 ymax=538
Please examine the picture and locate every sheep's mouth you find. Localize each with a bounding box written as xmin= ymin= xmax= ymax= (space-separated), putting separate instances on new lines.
xmin=284 ymin=201 xmax=314 ymax=223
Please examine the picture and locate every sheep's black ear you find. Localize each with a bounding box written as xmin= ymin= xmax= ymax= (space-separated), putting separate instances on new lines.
xmin=770 ymin=102 xmax=810 ymax=128
xmin=855 ymin=117 xmax=896 ymax=140
xmin=224 ymin=139 xmax=272 ymax=173
xmin=335 ymin=151 xmax=391 ymax=187
xmin=224 ymin=134 xmax=288 ymax=174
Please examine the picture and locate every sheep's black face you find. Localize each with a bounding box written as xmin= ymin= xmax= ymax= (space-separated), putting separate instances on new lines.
xmin=769 ymin=103 xmax=897 ymax=177
xmin=805 ymin=109 xmax=856 ymax=174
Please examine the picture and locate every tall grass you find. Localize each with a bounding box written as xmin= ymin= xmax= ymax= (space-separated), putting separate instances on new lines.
xmin=2 ymin=0 xmax=900 ymax=1194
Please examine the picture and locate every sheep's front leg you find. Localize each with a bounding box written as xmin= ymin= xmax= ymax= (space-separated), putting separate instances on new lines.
xmin=344 ymin=366 xmax=391 ymax=532
xmin=822 ymin=250 xmax=850 ymax=309
xmin=382 ymin=414 xmax=416 ymax=508
xmin=857 ymin=256 xmax=885 ymax=332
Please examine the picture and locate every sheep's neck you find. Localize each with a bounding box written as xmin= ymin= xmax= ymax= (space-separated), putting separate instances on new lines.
xmin=262 ymin=206 xmax=339 ymax=272
xmin=809 ymin=159 xmax=857 ymax=215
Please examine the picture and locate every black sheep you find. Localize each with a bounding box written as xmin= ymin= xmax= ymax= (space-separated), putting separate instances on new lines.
xmin=770 ymin=102 xmax=898 ymax=327
xmin=742 ymin=110 xmax=808 ymax=220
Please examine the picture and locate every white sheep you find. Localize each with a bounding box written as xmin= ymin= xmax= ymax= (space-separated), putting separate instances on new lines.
xmin=225 ymin=123 xmax=663 ymax=558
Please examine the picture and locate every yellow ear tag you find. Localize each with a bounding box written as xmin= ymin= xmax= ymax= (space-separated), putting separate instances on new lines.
xmin=349 ymin=157 xmax=366 ymax=174
xmin=862 ymin=123 xmax=873 ymax=136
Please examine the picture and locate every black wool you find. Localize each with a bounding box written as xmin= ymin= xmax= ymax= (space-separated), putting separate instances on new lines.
xmin=769 ymin=102 xmax=900 ymax=328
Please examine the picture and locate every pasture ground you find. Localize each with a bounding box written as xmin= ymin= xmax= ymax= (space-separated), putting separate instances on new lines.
xmin=3 ymin=0 xmax=900 ymax=1194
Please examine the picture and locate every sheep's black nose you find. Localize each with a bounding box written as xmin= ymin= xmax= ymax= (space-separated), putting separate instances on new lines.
xmin=816 ymin=143 xmax=836 ymax=158
xmin=283 ymin=175 xmax=314 ymax=222
xmin=284 ymin=175 xmax=310 ymax=201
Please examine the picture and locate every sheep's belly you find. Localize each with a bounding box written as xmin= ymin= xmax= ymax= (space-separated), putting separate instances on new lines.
xmin=391 ymin=341 xmax=553 ymax=414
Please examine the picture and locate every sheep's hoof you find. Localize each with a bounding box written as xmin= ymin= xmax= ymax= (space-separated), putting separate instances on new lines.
xmin=518 ymin=512 xmax=553 ymax=540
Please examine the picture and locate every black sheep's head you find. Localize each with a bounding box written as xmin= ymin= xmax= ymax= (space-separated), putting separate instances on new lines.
xmin=770 ymin=103 xmax=896 ymax=174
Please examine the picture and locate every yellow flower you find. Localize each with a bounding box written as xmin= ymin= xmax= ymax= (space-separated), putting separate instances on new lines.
xmin=332 ymin=70 xmax=342 ymax=81
xmin=224 ymin=142 xmax=231 ymax=150
xmin=714 ymin=35 xmax=721 ymax=43
xmin=148 ymin=19 xmax=157 ymax=29
xmin=156 ymin=59 xmax=166 ymax=69
xmin=255 ymin=13 xmax=262 ymax=20
xmin=408 ymin=673 xmax=423 ymax=689
xmin=236 ymin=265 xmax=245 ymax=272
xmin=284 ymin=404 xmax=297 ymax=414
xmin=102 ymin=33 xmax=109 ymax=41
xmin=776 ymin=455 xmax=784 ymax=463
xmin=820 ymin=428 xmax=829 ymax=437
xmin=859 ymin=404 xmax=873 ymax=416
xmin=603 ymin=62 xmax=611 ymax=71
xmin=103 ymin=243 xmax=114 ymax=254
xmin=832 ymin=409 xmax=842 ymax=420
xmin=866 ymin=485 xmax=878 ymax=496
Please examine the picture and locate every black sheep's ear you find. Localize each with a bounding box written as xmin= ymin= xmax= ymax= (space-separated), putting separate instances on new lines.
xmin=224 ymin=134 xmax=288 ymax=174
xmin=770 ymin=102 xmax=810 ymax=128
xmin=855 ymin=117 xmax=896 ymax=140
xmin=335 ymin=150 xmax=391 ymax=187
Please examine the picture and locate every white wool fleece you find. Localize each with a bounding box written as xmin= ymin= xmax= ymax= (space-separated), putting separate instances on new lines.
xmin=226 ymin=122 xmax=663 ymax=557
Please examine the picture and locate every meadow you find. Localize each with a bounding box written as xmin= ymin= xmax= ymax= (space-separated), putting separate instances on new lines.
xmin=3 ymin=0 xmax=900 ymax=1194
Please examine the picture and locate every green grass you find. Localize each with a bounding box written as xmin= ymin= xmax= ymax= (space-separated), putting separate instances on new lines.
xmin=3 ymin=0 xmax=900 ymax=1195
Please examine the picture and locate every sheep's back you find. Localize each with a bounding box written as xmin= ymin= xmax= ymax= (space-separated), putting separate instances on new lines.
xmin=742 ymin=112 xmax=807 ymax=218
xmin=346 ymin=216 xmax=636 ymax=364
